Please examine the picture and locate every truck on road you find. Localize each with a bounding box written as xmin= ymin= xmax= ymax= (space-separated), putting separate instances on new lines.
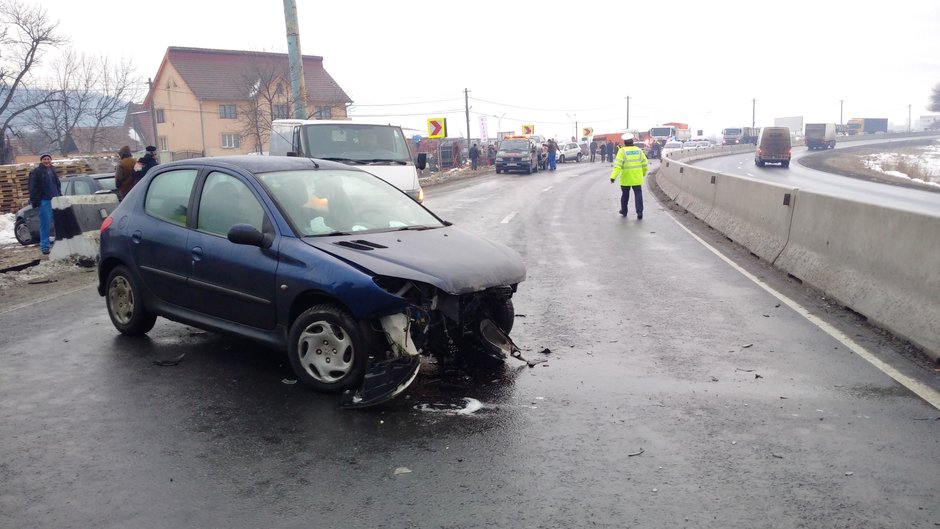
xmin=721 ymin=126 xmax=761 ymax=145
xmin=847 ymin=118 xmax=888 ymax=135
xmin=804 ymin=123 xmax=837 ymax=150
xmin=649 ymin=123 xmax=691 ymax=145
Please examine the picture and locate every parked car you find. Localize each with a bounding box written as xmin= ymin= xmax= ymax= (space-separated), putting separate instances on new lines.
xmin=96 ymin=155 xmax=526 ymax=407
xmin=14 ymin=173 xmax=117 ymax=246
xmin=660 ymin=141 xmax=685 ymax=159
xmin=557 ymin=142 xmax=583 ymax=163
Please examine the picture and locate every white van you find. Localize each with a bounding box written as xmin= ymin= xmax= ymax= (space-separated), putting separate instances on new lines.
xmin=270 ymin=119 xmax=426 ymax=202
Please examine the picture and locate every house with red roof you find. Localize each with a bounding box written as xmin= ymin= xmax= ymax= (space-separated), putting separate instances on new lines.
xmin=144 ymin=47 xmax=352 ymax=159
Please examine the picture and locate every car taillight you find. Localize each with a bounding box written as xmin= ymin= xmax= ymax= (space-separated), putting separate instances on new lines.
xmin=100 ymin=216 xmax=113 ymax=232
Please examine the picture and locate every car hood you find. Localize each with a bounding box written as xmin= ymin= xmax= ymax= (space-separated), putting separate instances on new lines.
xmin=304 ymin=226 xmax=526 ymax=295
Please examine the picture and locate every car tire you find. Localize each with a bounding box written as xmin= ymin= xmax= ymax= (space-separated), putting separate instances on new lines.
xmin=576 ymin=153 xmax=582 ymax=163
xmin=288 ymin=304 xmax=367 ymax=393
xmin=486 ymin=297 xmax=515 ymax=334
xmin=782 ymin=161 xmax=790 ymax=168
xmin=14 ymin=220 xmax=32 ymax=246
xmin=106 ymin=265 xmax=157 ymax=336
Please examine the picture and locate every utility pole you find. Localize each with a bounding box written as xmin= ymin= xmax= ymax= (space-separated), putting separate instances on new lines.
xmin=625 ymin=95 xmax=631 ymax=130
xmin=839 ymin=99 xmax=844 ymax=125
xmin=751 ymin=98 xmax=756 ymax=128
xmin=283 ymin=0 xmax=308 ymax=119
xmin=464 ymin=88 xmax=471 ymax=155
xmin=148 ymin=78 xmax=158 ymax=149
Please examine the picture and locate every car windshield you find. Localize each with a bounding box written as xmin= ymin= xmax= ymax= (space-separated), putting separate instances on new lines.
xmin=257 ymin=168 xmax=444 ymax=236
xmin=664 ymin=142 xmax=683 ymax=149
xmin=301 ymin=124 xmax=412 ymax=163
xmin=723 ymin=128 xmax=742 ymax=135
xmin=498 ymin=139 xmax=530 ymax=152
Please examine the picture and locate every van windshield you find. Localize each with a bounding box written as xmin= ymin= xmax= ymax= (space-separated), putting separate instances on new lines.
xmin=649 ymin=127 xmax=673 ymax=136
xmin=302 ymin=124 xmax=412 ymax=163
xmin=498 ymin=139 xmax=531 ymax=152
xmin=723 ymin=128 xmax=742 ymax=135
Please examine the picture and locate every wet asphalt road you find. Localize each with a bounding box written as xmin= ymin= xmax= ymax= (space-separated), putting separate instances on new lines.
xmin=2 ymin=160 xmax=940 ymax=528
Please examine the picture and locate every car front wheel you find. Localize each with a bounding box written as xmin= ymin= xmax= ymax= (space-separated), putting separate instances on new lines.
xmin=106 ymin=265 xmax=157 ymax=335
xmin=288 ymin=304 xmax=367 ymax=392
xmin=14 ymin=220 xmax=32 ymax=246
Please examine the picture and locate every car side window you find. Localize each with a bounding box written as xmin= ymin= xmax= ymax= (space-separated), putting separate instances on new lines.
xmin=197 ymin=172 xmax=265 ymax=236
xmin=72 ymin=179 xmax=93 ymax=196
xmin=144 ymin=169 xmax=198 ymax=226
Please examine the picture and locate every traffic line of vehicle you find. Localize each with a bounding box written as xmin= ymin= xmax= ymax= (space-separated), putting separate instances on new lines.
xmin=500 ymin=211 xmax=518 ymax=224
xmin=667 ymin=209 xmax=940 ymax=411
xmin=0 ymin=283 xmax=96 ymax=316
xmin=541 ymin=186 xmax=553 ymax=192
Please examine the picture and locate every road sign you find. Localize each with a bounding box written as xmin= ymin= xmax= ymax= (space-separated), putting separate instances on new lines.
xmin=427 ymin=118 xmax=447 ymax=139
xmin=522 ymin=124 xmax=535 ymax=135
xmin=582 ymin=127 xmax=593 ymax=137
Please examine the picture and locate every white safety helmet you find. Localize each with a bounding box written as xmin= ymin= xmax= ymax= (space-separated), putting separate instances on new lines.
xmin=621 ymin=133 xmax=634 ymax=141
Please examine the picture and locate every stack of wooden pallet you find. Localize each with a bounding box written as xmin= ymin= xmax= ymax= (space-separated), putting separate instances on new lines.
xmin=0 ymin=160 xmax=93 ymax=214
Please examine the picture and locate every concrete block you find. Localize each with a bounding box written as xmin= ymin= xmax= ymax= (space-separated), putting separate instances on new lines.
xmin=776 ymin=190 xmax=940 ymax=358
xmin=705 ymin=175 xmax=798 ymax=262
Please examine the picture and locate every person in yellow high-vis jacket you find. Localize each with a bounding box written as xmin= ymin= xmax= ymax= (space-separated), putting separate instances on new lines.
xmin=610 ymin=133 xmax=649 ymax=219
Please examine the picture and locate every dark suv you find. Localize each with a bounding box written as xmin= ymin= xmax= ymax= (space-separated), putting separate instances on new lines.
xmin=495 ymin=138 xmax=540 ymax=174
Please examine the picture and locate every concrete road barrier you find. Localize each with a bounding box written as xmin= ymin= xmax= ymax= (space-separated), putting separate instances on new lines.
xmin=50 ymin=194 xmax=119 ymax=261
xmin=775 ymin=190 xmax=940 ymax=357
xmin=705 ymin=175 xmax=798 ymax=263
xmin=656 ymin=145 xmax=940 ymax=360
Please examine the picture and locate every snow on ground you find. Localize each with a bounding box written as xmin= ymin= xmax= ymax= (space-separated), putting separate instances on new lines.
xmin=861 ymin=141 xmax=940 ymax=188
xmin=1 ymin=213 xmax=17 ymax=245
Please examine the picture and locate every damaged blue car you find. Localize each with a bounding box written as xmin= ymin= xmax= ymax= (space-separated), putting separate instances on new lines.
xmin=97 ymin=155 xmax=525 ymax=407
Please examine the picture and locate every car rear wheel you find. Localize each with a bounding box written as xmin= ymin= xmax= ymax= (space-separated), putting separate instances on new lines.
xmin=14 ymin=220 xmax=32 ymax=246
xmin=106 ymin=265 xmax=157 ymax=335
xmin=576 ymin=153 xmax=582 ymax=163
xmin=288 ymin=304 xmax=367 ymax=392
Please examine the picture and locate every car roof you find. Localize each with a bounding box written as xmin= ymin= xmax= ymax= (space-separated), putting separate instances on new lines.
xmin=153 ymin=155 xmax=369 ymax=175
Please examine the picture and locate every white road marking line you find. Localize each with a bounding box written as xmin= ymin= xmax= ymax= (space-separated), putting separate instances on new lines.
xmin=667 ymin=210 xmax=940 ymax=411
xmin=500 ymin=211 xmax=518 ymax=224
xmin=746 ymin=173 xmax=755 ymax=177
xmin=542 ymin=186 xmax=553 ymax=192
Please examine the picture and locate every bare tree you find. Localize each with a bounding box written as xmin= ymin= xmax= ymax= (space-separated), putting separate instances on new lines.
xmin=26 ymin=48 xmax=141 ymax=155
xmin=0 ymin=0 xmax=64 ymax=163
xmin=84 ymin=55 xmax=141 ymax=152
xmin=236 ymin=64 xmax=293 ymax=153
xmin=930 ymin=83 xmax=940 ymax=113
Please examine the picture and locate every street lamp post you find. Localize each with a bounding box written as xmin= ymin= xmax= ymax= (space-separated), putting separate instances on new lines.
xmin=565 ymin=113 xmax=577 ymax=141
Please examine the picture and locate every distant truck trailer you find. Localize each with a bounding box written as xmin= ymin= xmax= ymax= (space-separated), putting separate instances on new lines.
xmin=804 ymin=123 xmax=837 ymax=150
xmin=847 ymin=118 xmax=888 ymax=135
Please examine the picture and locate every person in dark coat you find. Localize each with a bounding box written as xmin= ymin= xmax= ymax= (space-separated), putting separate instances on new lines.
xmin=589 ymin=140 xmax=598 ymax=162
xmin=469 ymin=143 xmax=480 ymax=170
xmin=599 ymin=142 xmax=607 ymax=163
xmin=27 ymin=152 xmax=61 ymax=254
xmin=133 ymin=145 xmax=159 ymax=182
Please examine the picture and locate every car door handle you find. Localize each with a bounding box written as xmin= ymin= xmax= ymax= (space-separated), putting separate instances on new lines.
xmin=132 ymin=230 xmax=142 ymax=243
xmin=191 ymin=246 xmax=203 ymax=262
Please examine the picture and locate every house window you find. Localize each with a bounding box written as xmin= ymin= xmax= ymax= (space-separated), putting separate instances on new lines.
xmin=221 ymin=133 xmax=241 ymax=149
xmin=273 ymin=104 xmax=290 ymax=119
xmin=219 ymin=104 xmax=237 ymax=119
xmin=156 ymin=109 xmax=165 ymax=123
xmin=314 ymin=106 xmax=332 ymax=120
xmin=159 ymin=136 xmax=168 ymax=152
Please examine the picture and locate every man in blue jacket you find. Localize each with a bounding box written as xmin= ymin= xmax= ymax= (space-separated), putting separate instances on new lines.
xmin=28 ymin=152 xmax=61 ymax=254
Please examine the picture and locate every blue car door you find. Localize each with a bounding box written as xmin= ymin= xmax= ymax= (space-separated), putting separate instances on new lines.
xmin=132 ymin=168 xmax=198 ymax=309
xmin=186 ymin=170 xmax=279 ymax=329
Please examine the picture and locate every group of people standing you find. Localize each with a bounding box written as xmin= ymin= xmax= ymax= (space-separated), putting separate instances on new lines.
xmin=589 ymin=139 xmax=619 ymax=164
xmin=27 ymin=145 xmax=159 ymax=255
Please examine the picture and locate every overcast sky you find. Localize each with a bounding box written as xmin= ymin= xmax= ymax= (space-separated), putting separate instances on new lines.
xmin=32 ymin=0 xmax=940 ymax=140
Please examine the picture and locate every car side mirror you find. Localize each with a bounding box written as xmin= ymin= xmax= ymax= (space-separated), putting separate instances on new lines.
xmin=415 ymin=152 xmax=427 ymax=170
xmin=228 ymin=223 xmax=268 ymax=247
